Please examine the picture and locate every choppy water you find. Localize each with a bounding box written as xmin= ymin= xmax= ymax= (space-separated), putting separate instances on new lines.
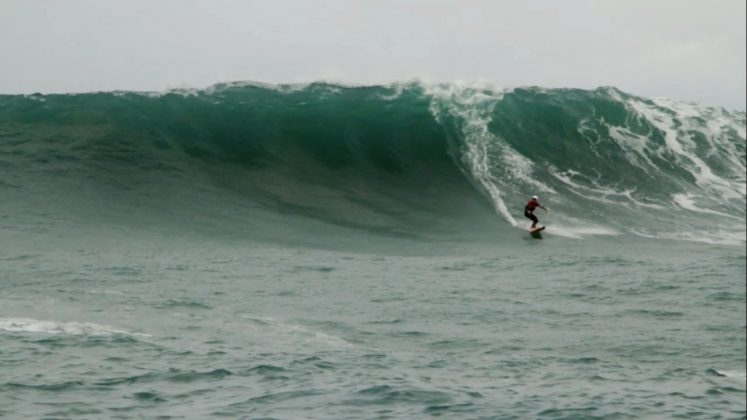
xmin=1 ymin=82 xmax=745 ymax=418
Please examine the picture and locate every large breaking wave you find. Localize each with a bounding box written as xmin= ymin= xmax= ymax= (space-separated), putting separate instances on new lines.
xmin=0 ymin=82 xmax=744 ymax=245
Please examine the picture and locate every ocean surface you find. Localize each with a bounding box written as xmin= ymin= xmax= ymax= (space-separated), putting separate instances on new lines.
xmin=1 ymin=82 xmax=745 ymax=418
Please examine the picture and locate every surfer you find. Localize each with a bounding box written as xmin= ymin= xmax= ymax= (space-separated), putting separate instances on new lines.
xmin=524 ymin=195 xmax=548 ymax=229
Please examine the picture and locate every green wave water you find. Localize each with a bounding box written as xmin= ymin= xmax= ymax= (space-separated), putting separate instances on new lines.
xmin=1 ymin=82 xmax=744 ymax=245
xmin=0 ymin=82 xmax=745 ymax=418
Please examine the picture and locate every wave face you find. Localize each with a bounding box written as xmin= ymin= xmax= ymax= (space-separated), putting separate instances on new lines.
xmin=0 ymin=82 xmax=744 ymax=245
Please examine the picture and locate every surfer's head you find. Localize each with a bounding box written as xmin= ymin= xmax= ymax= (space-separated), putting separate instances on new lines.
xmin=532 ymin=195 xmax=538 ymax=200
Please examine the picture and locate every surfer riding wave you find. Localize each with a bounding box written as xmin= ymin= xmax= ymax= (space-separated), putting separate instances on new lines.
xmin=524 ymin=195 xmax=548 ymax=229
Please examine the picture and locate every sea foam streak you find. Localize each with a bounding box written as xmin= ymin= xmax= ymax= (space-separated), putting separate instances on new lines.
xmin=0 ymin=318 xmax=149 ymax=337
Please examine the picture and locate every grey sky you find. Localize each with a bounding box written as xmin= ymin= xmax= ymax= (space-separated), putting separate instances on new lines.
xmin=1 ymin=0 xmax=745 ymax=109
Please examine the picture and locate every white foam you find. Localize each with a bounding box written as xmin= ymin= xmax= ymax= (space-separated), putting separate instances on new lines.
xmin=605 ymin=124 xmax=662 ymax=173
xmin=672 ymin=193 xmax=742 ymax=219
xmin=714 ymin=370 xmax=747 ymax=382
xmin=548 ymin=166 xmax=664 ymax=210
xmin=374 ymin=82 xmax=407 ymax=101
xmin=540 ymin=224 xmax=619 ymax=239
xmin=23 ymin=94 xmax=46 ymax=102
xmin=424 ymin=82 xmax=555 ymax=227
xmin=616 ymin=93 xmax=745 ymax=200
xmin=532 ymin=212 xmax=620 ymax=239
xmin=243 ymin=316 xmax=353 ymax=349
xmin=274 ymin=321 xmax=353 ymax=349
xmin=0 ymin=317 xmax=149 ymax=337
xmin=577 ymin=118 xmax=604 ymax=159
xmin=630 ymin=228 xmax=746 ymax=246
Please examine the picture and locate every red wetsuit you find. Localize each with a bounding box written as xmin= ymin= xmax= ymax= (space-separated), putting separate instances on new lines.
xmin=525 ymin=198 xmax=540 ymax=212
xmin=524 ymin=198 xmax=540 ymax=225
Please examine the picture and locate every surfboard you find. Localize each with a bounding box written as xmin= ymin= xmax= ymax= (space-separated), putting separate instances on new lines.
xmin=529 ymin=225 xmax=545 ymax=239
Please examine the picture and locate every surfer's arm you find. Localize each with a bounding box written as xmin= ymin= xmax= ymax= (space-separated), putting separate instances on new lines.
xmin=539 ymin=205 xmax=548 ymax=212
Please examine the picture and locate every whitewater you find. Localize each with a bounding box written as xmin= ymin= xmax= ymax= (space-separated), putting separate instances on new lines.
xmin=0 ymin=81 xmax=744 ymax=418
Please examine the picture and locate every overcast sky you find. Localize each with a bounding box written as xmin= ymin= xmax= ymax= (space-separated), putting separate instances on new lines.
xmin=1 ymin=0 xmax=745 ymax=109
